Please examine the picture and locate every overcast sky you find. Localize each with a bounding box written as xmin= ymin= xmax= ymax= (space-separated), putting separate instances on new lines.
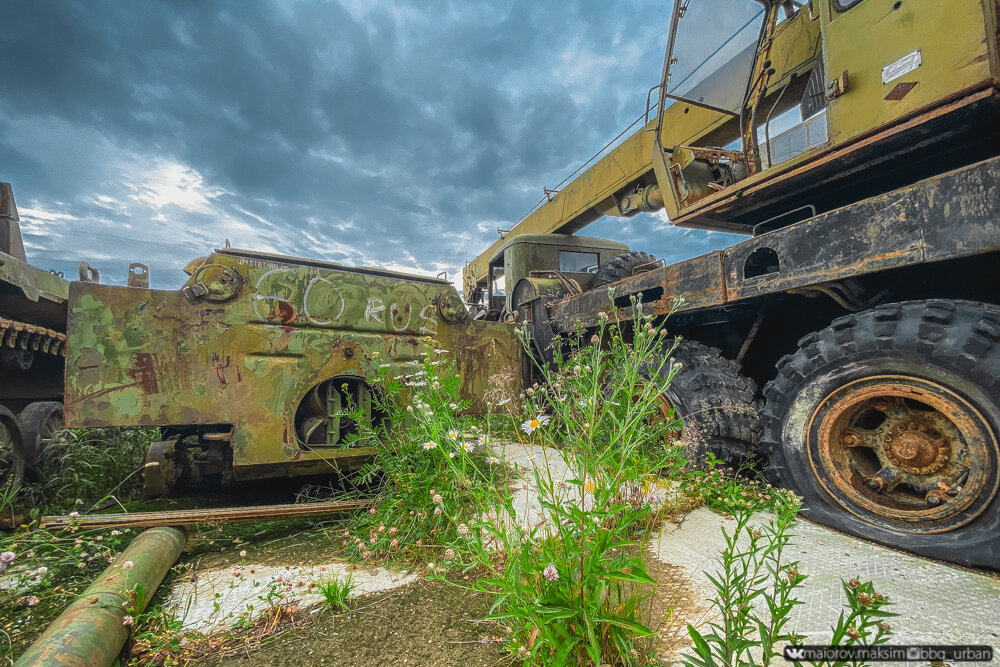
xmin=2 ymin=0 xmax=747 ymax=290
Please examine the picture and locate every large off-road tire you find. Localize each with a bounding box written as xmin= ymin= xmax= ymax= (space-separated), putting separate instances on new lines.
xmin=0 ymin=405 xmax=27 ymax=488
xmin=647 ymin=340 xmax=762 ymax=468
xmin=18 ymin=401 xmax=64 ymax=476
xmin=592 ymin=251 xmax=657 ymax=289
xmin=761 ymin=300 xmax=1000 ymax=570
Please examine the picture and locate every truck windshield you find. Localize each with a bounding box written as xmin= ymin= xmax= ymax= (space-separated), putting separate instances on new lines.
xmin=666 ymin=0 xmax=766 ymax=114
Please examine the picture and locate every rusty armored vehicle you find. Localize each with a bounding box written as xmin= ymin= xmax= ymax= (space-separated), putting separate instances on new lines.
xmin=464 ymin=0 xmax=1000 ymax=570
xmin=0 ymin=186 xmax=520 ymax=496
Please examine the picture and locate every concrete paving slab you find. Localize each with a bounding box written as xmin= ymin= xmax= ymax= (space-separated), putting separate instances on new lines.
xmin=650 ymin=508 xmax=1000 ymax=659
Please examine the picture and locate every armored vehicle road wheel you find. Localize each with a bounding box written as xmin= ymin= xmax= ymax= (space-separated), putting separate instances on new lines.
xmin=0 ymin=405 xmax=27 ymax=488
xmin=644 ymin=340 xmax=762 ymax=468
xmin=592 ymin=251 xmax=657 ymax=289
xmin=18 ymin=401 xmax=64 ymax=476
xmin=761 ymin=300 xmax=1000 ymax=569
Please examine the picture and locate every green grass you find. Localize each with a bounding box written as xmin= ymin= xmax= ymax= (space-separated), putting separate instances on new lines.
xmin=316 ymin=574 xmax=353 ymax=610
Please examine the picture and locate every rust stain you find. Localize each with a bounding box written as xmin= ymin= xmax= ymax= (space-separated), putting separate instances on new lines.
xmin=128 ymin=352 xmax=160 ymax=394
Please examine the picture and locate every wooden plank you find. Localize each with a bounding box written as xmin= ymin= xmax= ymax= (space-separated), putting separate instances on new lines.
xmin=40 ymin=499 xmax=371 ymax=530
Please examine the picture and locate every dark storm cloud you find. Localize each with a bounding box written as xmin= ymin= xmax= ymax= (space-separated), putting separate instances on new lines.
xmin=1 ymin=0 xmax=747 ymax=290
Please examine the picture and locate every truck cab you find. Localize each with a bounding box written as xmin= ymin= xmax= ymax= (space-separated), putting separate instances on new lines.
xmin=481 ymin=234 xmax=628 ymax=319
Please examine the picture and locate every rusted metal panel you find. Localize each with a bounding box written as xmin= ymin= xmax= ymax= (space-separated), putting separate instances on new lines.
xmin=64 ymin=249 xmax=522 ymax=482
xmin=548 ymin=250 xmax=727 ymax=331
xmin=724 ymin=155 xmax=1000 ymax=300
xmin=545 ymin=155 xmax=1000 ymax=334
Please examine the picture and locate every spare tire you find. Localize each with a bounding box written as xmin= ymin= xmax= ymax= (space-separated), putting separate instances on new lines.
xmin=0 ymin=405 xmax=26 ymax=487
xmin=18 ymin=401 xmax=64 ymax=474
xmin=592 ymin=251 xmax=657 ymax=289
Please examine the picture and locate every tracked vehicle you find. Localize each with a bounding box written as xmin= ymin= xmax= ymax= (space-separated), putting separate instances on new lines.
xmin=0 ymin=186 xmax=521 ymax=496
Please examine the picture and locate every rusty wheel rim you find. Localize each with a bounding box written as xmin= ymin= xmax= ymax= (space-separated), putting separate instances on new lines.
xmin=808 ymin=375 xmax=999 ymax=534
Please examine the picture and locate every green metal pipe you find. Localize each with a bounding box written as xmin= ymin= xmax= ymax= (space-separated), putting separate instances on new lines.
xmin=14 ymin=526 xmax=187 ymax=667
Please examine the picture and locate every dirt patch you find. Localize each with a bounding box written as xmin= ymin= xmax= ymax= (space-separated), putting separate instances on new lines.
xmin=641 ymin=553 xmax=712 ymax=665
xmin=198 ymin=577 xmax=505 ymax=667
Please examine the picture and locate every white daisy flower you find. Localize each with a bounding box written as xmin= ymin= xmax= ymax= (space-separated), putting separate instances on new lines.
xmin=462 ymin=441 xmax=475 ymax=452
xmin=496 ymin=397 xmax=512 ymax=407
xmin=447 ymin=429 xmax=459 ymax=440
xmin=520 ymin=414 xmax=551 ymax=434
xmin=487 ymin=456 xmax=500 ymax=465
xmin=423 ymin=441 xmax=438 ymax=450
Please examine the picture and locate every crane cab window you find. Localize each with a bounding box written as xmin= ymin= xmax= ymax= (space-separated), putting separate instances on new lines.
xmin=559 ymin=251 xmax=600 ymax=274
xmin=834 ymin=0 xmax=865 ymax=10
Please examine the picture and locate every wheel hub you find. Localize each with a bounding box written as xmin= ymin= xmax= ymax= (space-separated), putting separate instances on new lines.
xmin=882 ymin=422 xmax=949 ymax=474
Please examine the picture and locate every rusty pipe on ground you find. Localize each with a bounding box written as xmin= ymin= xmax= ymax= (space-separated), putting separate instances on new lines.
xmin=14 ymin=526 xmax=187 ymax=667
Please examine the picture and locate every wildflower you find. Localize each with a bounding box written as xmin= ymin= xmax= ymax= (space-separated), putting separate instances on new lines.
xmin=239 ymin=550 xmax=247 ymax=558
xmin=122 ymin=561 xmax=134 ymax=570
xmin=68 ymin=511 xmax=79 ymax=518
xmin=878 ymin=622 xmax=891 ymax=633
xmin=495 ymin=397 xmax=512 ymax=407
xmin=434 ymin=507 xmax=442 ymax=516
xmin=528 ymin=454 xmax=536 ymax=461
xmin=457 ymin=523 xmax=470 ymax=537
xmin=433 ymin=493 xmax=443 ymax=504
xmin=847 ymin=578 xmax=860 ymax=589
xmin=75 ymin=498 xmax=83 ymax=505
xmin=543 ymin=565 xmax=559 ymax=581
xmin=432 ymin=381 xmax=441 ymax=389
xmin=378 ymin=363 xmax=392 ymax=368
xmin=0 ymin=551 xmax=15 ymax=564
xmin=370 ymin=537 xmax=376 ymax=545
xmin=389 ymin=527 xmax=397 ymax=535
xmin=27 ymin=596 xmax=39 ymax=607
xmin=378 ymin=525 xmax=386 ymax=532
xmin=520 ymin=414 xmax=550 ymax=434
xmin=369 ymin=507 xmax=376 ymax=514
xmin=111 ymin=530 xmax=122 ymax=536
xmin=406 ymin=405 xmax=413 ymax=412
xmin=390 ymin=539 xmax=399 ymax=548
xmin=449 ymin=403 xmax=458 ymax=409
xmin=487 ymin=456 xmax=500 ymax=465
xmin=427 ymin=562 xmax=435 ymax=571
xmin=232 ymin=570 xmax=242 ymax=578
xmin=478 ymin=435 xmax=490 ymax=445
xmin=462 ymin=441 xmax=475 ymax=453
xmin=447 ymin=429 xmax=459 ymax=440
xmin=36 ymin=566 xmax=48 ymax=574
xmin=444 ymin=548 xmax=455 ymax=560
xmin=423 ymin=441 xmax=437 ymax=450
xmin=856 ymin=592 xmax=873 ymax=607
xmin=846 ymin=625 xmax=861 ymax=640
xmin=77 ymin=562 xmax=85 ymax=569
xmin=363 ymin=550 xmax=372 ymax=558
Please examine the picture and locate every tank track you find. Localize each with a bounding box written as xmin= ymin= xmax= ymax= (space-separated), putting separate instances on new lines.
xmin=0 ymin=316 xmax=66 ymax=356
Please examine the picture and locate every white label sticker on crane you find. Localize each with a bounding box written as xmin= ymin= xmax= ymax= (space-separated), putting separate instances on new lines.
xmin=882 ymin=49 xmax=921 ymax=85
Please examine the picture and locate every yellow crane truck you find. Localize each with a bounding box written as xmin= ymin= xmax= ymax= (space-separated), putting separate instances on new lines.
xmin=463 ymin=0 xmax=1000 ymax=569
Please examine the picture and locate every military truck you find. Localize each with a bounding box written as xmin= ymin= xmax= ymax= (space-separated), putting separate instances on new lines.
xmin=463 ymin=0 xmax=1000 ymax=570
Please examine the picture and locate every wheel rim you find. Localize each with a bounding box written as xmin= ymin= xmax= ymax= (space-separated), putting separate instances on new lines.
xmin=808 ymin=375 xmax=1000 ymax=534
